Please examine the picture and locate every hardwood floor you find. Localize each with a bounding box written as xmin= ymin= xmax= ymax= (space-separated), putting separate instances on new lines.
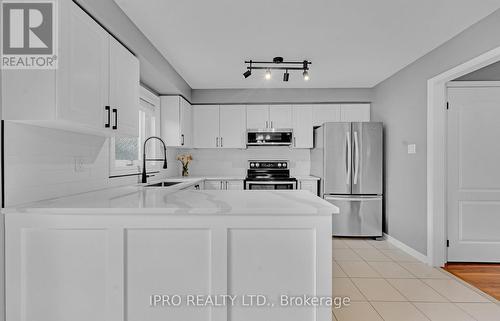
xmin=444 ymin=263 xmax=500 ymax=300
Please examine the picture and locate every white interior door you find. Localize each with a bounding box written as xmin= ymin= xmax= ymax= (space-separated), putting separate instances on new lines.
xmin=447 ymin=85 xmax=500 ymax=262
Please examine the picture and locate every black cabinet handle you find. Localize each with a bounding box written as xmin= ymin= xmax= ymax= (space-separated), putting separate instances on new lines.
xmin=181 ymin=134 xmax=185 ymax=146
xmin=105 ymin=106 xmax=110 ymax=128
xmin=112 ymin=108 xmax=118 ymax=130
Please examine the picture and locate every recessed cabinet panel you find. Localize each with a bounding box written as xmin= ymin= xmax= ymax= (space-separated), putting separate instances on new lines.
xmin=21 ymin=229 xmax=108 ymax=321
xmin=126 ymin=229 xmax=211 ymax=321
xmin=109 ymin=37 xmax=139 ymax=136
xmin=246 ymin=105 xmax=269 ymax=129
xmin=161 ymin=96 xmax=193 ymax=148
xmin=269 ymin=105 xmax=293 ymax=129
xmin=219 ymin=105 xmax=246 ymax=148
xmin=312 ymin=104 xmax=341 ymax=126
xmin=193 ymin=105 xmax=220 ymax=148
xmin=204 ymin=180 xmax=223 ymax=190
xmin=180 ymin=97 xmax=193 ymax=148
xmin=292 ymin=105 xmax=313 ymax=148
xmin=340 ymin=104 xmax=371 ymax=122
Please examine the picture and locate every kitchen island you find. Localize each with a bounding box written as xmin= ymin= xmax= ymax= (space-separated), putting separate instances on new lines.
xmin=4 ymin=187 xmax=337 ymax=321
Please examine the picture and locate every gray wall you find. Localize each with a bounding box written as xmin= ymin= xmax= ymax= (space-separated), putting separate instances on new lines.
xmin=372 ymin=8 xmax=500 ymax=255
xmin=455 ymin=60 xmax=500 ymax=81
xmin=191 ymin=88 xmax=372 ymax=104
xmin=75 ymin=0 xmax=192 ymax=99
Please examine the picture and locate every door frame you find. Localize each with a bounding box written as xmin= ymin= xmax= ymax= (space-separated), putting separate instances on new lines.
xmin=427 ymin=46 xmax=500 ymax=267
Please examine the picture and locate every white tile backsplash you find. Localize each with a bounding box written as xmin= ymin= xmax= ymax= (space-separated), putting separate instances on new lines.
xmin=183 ymin=147 xmax=311 ymax=177
xmin=4 ymin=122 xmax=179 ymax=206
xmin=3 ymin=122 xmax=311 ymax=205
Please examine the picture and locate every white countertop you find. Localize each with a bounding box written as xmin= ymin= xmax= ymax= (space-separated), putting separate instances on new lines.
xmin=5 ymin=178 xmax=337 ymax=216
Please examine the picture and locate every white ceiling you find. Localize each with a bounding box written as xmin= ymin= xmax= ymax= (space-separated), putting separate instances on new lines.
xmin=115 ymin=0 xmax=500 ymax=89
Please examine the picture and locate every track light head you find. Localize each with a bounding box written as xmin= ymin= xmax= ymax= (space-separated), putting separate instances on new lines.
xmin=265 ymin=69 xmax=271 ymax=80
xmin=243 ymin=69 xmax=251 ymax=78
xmin=303 ymin=70 xmax=310 ymax=81
xmin=283 ymin=70 xmax=289 ymax=82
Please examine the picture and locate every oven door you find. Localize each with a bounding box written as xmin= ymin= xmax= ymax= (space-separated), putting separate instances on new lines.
xmin=245 ymin=181 xmax=297 ymax=190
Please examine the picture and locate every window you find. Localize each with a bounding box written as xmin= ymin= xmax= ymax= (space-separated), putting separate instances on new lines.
xmin=110 ymin=86 xmax=161 ymax=175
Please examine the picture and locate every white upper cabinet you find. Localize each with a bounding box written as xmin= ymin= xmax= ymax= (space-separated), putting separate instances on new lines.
xmin=193 ymin=105 xmax=219 ymax=148
xmin=246 ymin=105 xmax=292 ymax=129
xmin=340 ymin=104 xmax=371 ymax=122
xmin=2 ymin=1 xmax=139 ymax=136
xmin=292 ymin=105 xmax=313 ymax=148
xmin=219 ymin=105 xmax=246 ymax=148
xmin=109 ymin=37 xmax=140 ymax=136
xmin=161 ymin=96 xmax=193 ymax=148
xmin=312 ymin=104 xmax=341 ymax=126
xmin=269 ymin=105 xmax=293 ymax=129
xmin=58 ymin=1 xmax=109 ymax=130
xmin=193 ymin=105 xmax=246 ymax=149
xmin=246 ymin=105 xmax=269 ymax=129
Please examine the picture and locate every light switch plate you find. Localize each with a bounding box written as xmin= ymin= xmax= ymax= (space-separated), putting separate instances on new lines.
xmin=407 ymin=144 xmax=416 ymax=154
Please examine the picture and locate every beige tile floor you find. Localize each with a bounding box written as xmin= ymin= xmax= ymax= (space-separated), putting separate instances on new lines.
xmin=332 ymin=238 xmax=500 ymax=321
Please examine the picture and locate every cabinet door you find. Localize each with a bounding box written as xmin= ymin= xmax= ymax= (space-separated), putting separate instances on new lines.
xmin=340 ymin=104 xmax=370 ymax=122
xmin=299 ymin=180 xmax=318 ymax=196
xmin=226 ymin=180 xmax=244 ymax=190
xmin=292 ymin=105 xmax=313 ymax=148
xmin=220 ymin=105 xmax=246 ymax=148
xmin=109 ymin=37 xmax=139 ymax=136
xmin=193 ymin=105 xmax=220 ymax=148
xmin=269 ymin=105 xmax=292 ymax=129
xmin=246 ymin=105 xmax=269 ymax=129
xmin=58 ymin=1 xmax=109 ymax=129
xmin=204 ymin=180 xmax=223 ymax=190
xmin=312 ymin=104 xmax=341 ymax=126
xmin=161 ymin=96 xmax=181 ymax=147
xmin=180 ymin=97 xmax=193 ymax=148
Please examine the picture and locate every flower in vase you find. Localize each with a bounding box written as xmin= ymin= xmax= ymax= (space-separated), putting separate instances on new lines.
xmin=176 ymin=154 xmax=193 ymax=176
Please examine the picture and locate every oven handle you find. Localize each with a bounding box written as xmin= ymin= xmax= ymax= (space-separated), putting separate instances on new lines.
xmin=245 ymin=181 xmax=298 ymax=189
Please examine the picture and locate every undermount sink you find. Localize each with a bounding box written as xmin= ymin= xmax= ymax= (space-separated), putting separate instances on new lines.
xmin=146 ymin=181 xmax=182 ymax=187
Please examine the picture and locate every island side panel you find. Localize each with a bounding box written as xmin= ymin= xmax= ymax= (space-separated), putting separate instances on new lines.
xmin=5 ymin=212 xmax=332 ymax=321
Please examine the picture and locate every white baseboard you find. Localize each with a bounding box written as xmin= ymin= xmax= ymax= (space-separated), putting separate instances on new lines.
xmin=383 ymin=233 xmax=430 ymax=264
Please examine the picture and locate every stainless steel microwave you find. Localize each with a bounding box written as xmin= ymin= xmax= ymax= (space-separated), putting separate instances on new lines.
xmin=246 ymin=129 xmax=293 ymax=146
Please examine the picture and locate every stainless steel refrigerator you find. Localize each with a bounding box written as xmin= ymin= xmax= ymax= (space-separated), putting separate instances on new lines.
xmin=311 ymin=122 xmax=383 ymax=237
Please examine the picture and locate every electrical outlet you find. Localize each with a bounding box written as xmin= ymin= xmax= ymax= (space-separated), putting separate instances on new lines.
xmin=74 ymin=157 xmax=86 ymax=172
xmin=407 ymin=144 xmax=416 ymax=154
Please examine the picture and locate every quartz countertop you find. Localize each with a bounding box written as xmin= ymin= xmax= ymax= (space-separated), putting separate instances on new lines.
xmin=5 ymin=183 xmax=338 ymax=216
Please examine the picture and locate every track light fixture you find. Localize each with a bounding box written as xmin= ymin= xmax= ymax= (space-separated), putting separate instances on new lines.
xmin=243 ymin=60 xmax=252 ymax=78
xmin=283 ymin=69 xmax=290 ymax=82
xmin=243 ymin=57 xmax=311 ymax=82
xmin=265 ymin=69 xmax=271 ymax=80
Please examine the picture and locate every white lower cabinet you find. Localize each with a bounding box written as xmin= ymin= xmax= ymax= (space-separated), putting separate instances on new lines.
xmin=204 ymin=179 xmax=244 ymax=190
xmin=298 ymin=179 xmax=319 ymax=196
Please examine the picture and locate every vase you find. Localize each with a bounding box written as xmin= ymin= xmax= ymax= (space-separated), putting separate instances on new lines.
xmin=182 ymin=165 xmax=189 ymax=177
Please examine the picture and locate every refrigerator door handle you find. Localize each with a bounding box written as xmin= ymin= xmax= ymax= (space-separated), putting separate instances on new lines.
xmin=346 ymin=131 xmax=352 ymax=185
xmin=353 ymin=131 xmax=360 ymax=184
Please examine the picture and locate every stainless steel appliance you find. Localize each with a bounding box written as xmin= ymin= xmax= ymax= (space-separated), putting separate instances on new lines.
xmin=244 ymin=160 xmax=297 ymax=190
xmin=247 ymin=129 xmax=293 ymax=146
xmin=311 ymin=122 xmax=383 ymax=237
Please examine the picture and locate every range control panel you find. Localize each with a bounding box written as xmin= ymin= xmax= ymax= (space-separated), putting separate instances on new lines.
xmin=248 ymin=160 xmax=289 ymax=169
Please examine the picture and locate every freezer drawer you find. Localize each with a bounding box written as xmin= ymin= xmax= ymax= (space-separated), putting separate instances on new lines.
xmin=324 ymin=195 xmax=382 ymax=237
